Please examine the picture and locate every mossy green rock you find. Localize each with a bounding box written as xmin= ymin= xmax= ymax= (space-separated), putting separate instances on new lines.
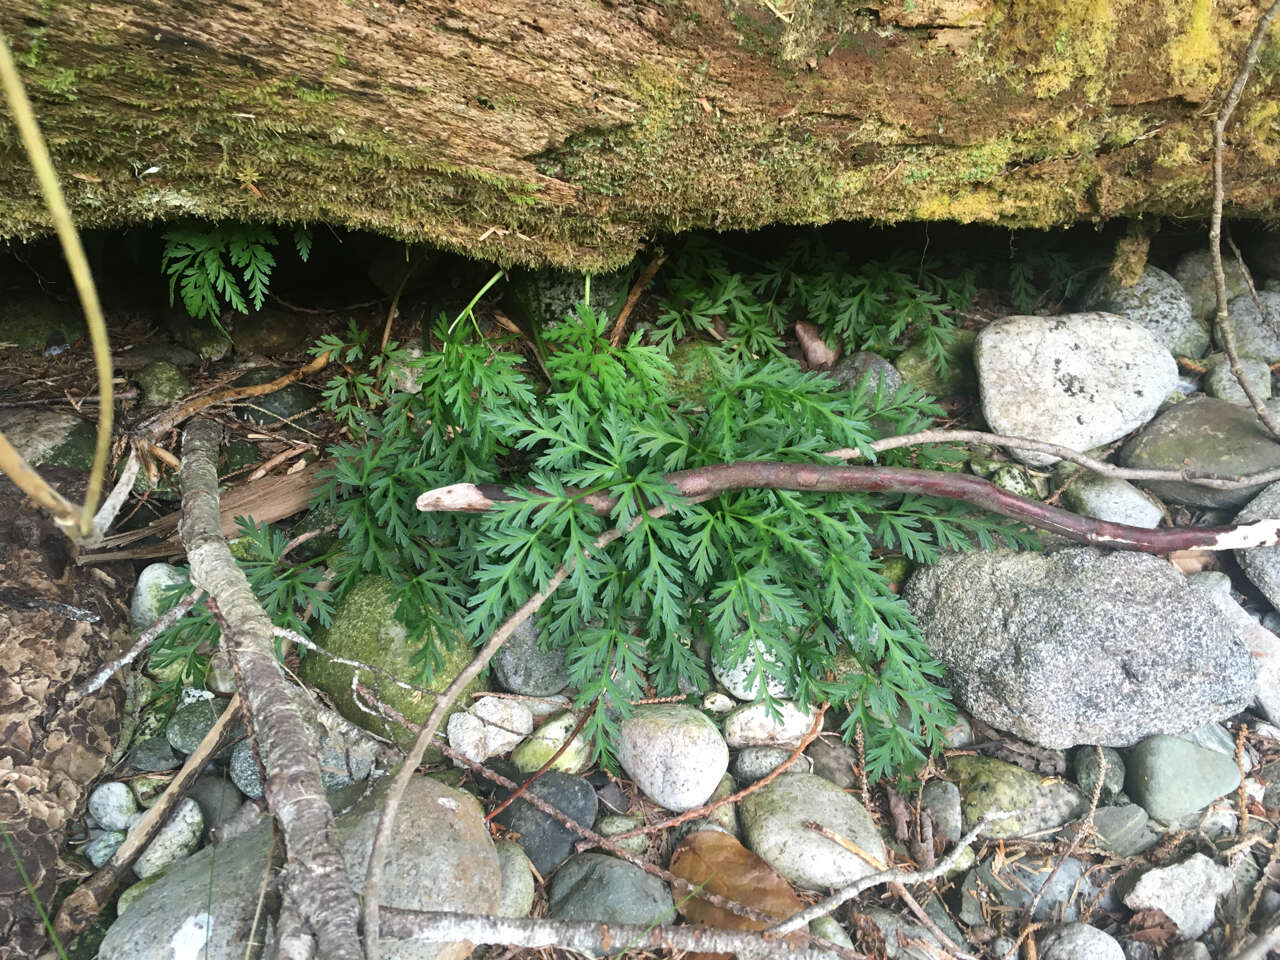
xmin=1119 ymin=396 xmax=1280 ymax=508
xmin=667 ymin=341 xmax=724 ymax=408
xmin=947 ymin=754 xmax=1085 ymax=839
xmin=894 ymin=328 xmax=978 ymax=397
xmin=0 ymin=297 xmax=85 ymax=352
xmin=0 ymin=409 xmax=95 ymax=470
xmin=299 ymin=577 xmax=488 ymax=756
xmin=504 ymin=267 xmax=627 ymax=328
xmin=134 ymin=360 xmax=191 ymax=407
xmin=229 ymin=306 xmax=310 ymax=355
xmin=512 ymin=711 xmax=592 ymax=774
xmin=221 ymin=439 xmax=261 ymax=476
xmin=231 ymin=367 xmax=322 ymax=431
xmin=169 ymin=316 xmax=232 ymax=361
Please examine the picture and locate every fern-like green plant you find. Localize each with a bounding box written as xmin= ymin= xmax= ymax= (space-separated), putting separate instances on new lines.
xmin=655 ymin=234 xmax=976 ymax=374
xmin=309 ymin=274 xmax=1034 ymax=778
xmin=161 ymin=223 xmax=312 ymax=323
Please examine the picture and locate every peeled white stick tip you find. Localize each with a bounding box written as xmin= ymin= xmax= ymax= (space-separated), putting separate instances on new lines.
xmin=416 ymin=483 xmax=494 ymax=513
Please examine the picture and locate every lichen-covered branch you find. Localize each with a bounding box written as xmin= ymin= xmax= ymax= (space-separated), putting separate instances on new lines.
xmin=177 ymin=417 xmax=361 ymax=960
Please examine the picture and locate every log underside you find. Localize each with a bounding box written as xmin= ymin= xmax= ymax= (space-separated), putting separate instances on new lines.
xmin=1 ymin=0 xmax=1279 ymax=270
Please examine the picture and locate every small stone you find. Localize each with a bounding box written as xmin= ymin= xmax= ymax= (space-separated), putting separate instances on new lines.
xmin=131 ymin=797 xmax=204 ymax=879
xmin=809 ymin=915 xmax=856 ymax=951
xmin=448 ymin=696 xmax=534 ymax=764
xmin=991 ymin=463 xmax=1044 ymax=499
xmin=617 ymin=704 xmax=729 ymax=812
xmin=187 ymin=775 xmax=245 ymax=838
xmin=712 ymin=644 xmax=788 ymax=701
xmin=491 ymin=767 xmax=598 ymax=877
xmin=960 ymin=854 xmax=1094 ymax=925
xmin=511 ymin=711 xmax=591 ymax=774
xmin=1125 ymin=735 xmax=1242 ymax=822
xmin=0 ymin=409 xmax=96 ymax=471
xmin=1167 ymin=944 xmax=1211 ymax=960
xmin=204 ymin=648 xmax=237 ymax=696
xmin=548 ymin=852 xmax=676 ymax=927
xmin=948 ymin=755 xmax=1085 ymax=838
xmin=1174 ymin=249 xmax=1249 ymax=324
xmin=127 ymin=736 xmax=178 ymax=773
xmin=1039 ymin=923 xmax=1125 ymax=960
xmin=1217 ymin=291 xmax=1280 ymax=362
xmin=1072 ymin=746 xmax=1126 ymax=803
xmin=895 ymin=328 xmax=978 ymax=397
xmin=493 ymin=840 xmax=536 ymax=918
xmin=722 ymin=700 xmax=817 ymax=748
xmin=828 ymin=351 xmax=905 ymax=397
xmin=166 ymin=698 xmax=232 ymax=757
xmin=863 ymin=906 xmax=946 ymax=959
xmin=129 ymin=775 xmax=172 ymax=808
xmin=807 ymin=734 xmax=859 ymax=789
xmin=921 ymin=780 xmax=963 ymax=847
xmin=732 ymin=746 xmax=809 ymax=782
xmin=1124 ymin=854 xmax=1234 ymax=939
xmin=492 ymin=619 xmax=570 ymax=696
xmin=1122 ymin=396 xmax=1280 ymax=508
xmin=133 ymin=360 xmax=191 ymax=407
xmin=1061 ymin=475 xmax=1164 ymax=528
xmin=739 ymin=772 xmax=886 ymax=890
xmin=1204 ymin=353 xmax=1273 ymax=406
xmin=1088 ymin=264 xmax=1206 ymax=356
xmin=702 ymin=691 xmax=735 ymax=714
xmin=1092 ymin=804 xmax=1159 ymax=858
xmin=83 ymin=830 xmax=125 ymax=869
xmin=594 ymin=814 xmax=649 ymax=857
xmin=229 ymin=738 xmax=263 ymax=800
xmin=130 ymin=563 xmax=188 ymax=634
xmin=113 ymin=876 xmax=160 ymax=915
xmin=88 ymin=782 xmax=137 ymax=831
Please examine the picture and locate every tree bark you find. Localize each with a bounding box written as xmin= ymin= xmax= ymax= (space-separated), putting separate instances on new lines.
xmin=2 ymin=0 xmax=1278 ymax=269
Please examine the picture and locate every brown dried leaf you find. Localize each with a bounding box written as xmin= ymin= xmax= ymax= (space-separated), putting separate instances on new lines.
xmin=1128 ymin=908 xmax=1179 ymax=946
xmin=668 ymin=829 xmax=807 ymax=954
xmin=794 ymin=321 xmax=838 ymax=370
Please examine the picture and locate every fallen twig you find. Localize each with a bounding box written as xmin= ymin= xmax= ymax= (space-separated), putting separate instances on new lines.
xmin=377 ymin=907 xmax=856 ymax=960
xmin=362 ymin=504 xmax=672 ymax=959
xmin=608 ymin=252 xmax=667 ymax=347
xmin=54 ymin=695 xmax=244 ymax=940
xmin=1209 ymin=0 xmax=1280 ymax=440
xmin=770 ymin=810 xmax=1017 ymax=935
xmin=67 ymin=589 xmax=202 ymax=703
xmin=419 ymin=460 xmax=1280 ymax=554
xmin=606 ymin=703 xmax=828 ymax=841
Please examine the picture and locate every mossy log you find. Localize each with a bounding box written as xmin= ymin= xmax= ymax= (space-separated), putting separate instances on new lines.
xmin=1 ymin=0 xmax=1278 ymax=270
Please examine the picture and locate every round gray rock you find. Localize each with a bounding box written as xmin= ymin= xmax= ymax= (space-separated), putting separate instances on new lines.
xmin=130 ymin=563 xmax=188 ymax=634
xmin=1084 ymin=265 xmax=1205 ymax=357
xmin=1119 ymin=396 xmax=1280 ymax=508
xmin=1125 ymin=734 xmax=1242 ymax=822
xmin=548 ymin=852 xmax=676 ymax=927
xmin=491 ymin=619 xmax=570 ymax=696
xmin=493 ymin=840 xmax=535 ymax=918
xmin=1060 ymin=474 xmax=1164 ymax=528
xmin=975 ymin=313 xmax=1177 ymax=467
xmin=1173 ymin=249 xmax=1249 ymax=324
xmin=739 ymin=772 xmax=886 ymax=890
xmin=617 ymin=704 xmax=728 ymax=812
xmin=1124 ymin=853 xmax=1234 ymax=940
xmin=1204 ymin=353 xmax=1272 ymax=406
xmin=131 ymin=797 xmax=204 ymax=879
xmin=1235 ymin=481 xmax=1280 ymax=616
xmin=904 ymin=548 xmax=1256 ymax=749
xmin=1216 ymin=290 xmax=1280 ymax=362
xmin=88 ymin=781 xmax=138 ymax=831
xmin=1039 ymin=923 xmax=1124 ymax=960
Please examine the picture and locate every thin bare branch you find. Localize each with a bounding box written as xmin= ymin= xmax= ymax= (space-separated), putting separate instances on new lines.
xmin=420 ymin=461 xmax=1280 ymax=554
xmin=67 ymin=589 xmax=202 ymax=703
xmin=769 ymin=810 xmax=1016 ymax=935
xmin=362 ymin=504 xmax=672 ymax=958
xmin=1209 ymin=0 xmax=1280 ymax=439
